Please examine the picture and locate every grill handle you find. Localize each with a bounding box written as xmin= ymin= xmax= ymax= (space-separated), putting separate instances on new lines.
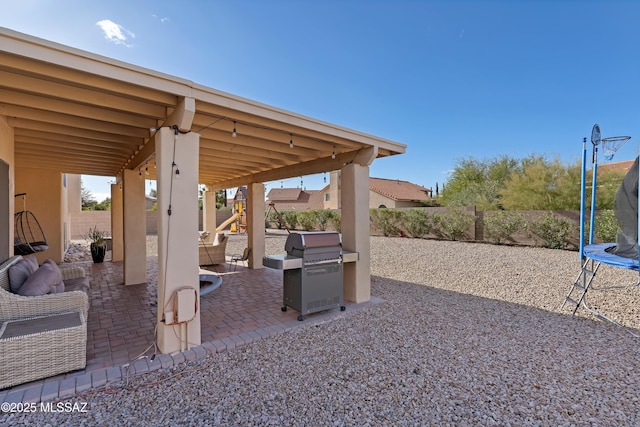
xmin=304 ymin=258 xmax=343 ymax=266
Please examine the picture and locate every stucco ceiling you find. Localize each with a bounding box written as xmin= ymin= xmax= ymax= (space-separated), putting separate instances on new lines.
xmin=0 ymin=28 xmax=405 ymax=189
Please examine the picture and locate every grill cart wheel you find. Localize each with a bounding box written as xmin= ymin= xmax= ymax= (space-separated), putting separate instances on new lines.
xmin=297 ymin=315 xmax=304 ymax=321
xmin=340 ymin=306 xmax=346 ymax=311
xmin=281 ymin=306 xmax=287 ymax=312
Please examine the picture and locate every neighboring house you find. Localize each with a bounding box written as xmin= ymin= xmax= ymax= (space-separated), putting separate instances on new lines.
xmin=265 ymin=187 xmax=326 ymax=211
xmin=145 ymin=195 xmax=156 ymax=211
xmin=598 ymin=159 xmax=634 ymax=177
xmin=368 ymin=177 xmax=433 ymax=208
xmin=271 ymin=174 xmax=433 ymax=211
xmin=324 ymin=171 xmax=433 ymax=209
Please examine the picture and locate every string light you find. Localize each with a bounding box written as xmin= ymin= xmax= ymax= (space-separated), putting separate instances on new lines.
xmin=324 ymin=173 xmax=327 ymax=184
xmin=232 ymin=121 xmax=237 ymax=138
xmin=289 ymin=134 xmax=294 ymax=149
xmin=332 ymin=146 xmax=336 ymax=159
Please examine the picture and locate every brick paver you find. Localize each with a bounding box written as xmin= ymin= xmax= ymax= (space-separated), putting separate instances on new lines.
xmin=0 ymin=253 xmax=378 ymax=405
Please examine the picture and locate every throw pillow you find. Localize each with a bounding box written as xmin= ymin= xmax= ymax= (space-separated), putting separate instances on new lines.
xmin=8 ymin=256 xmax=39 ymax=293
xmin=49 ymin=281 xmax=65 ymax=294
xmin=18 ymin=259 xmax=63 ymax=296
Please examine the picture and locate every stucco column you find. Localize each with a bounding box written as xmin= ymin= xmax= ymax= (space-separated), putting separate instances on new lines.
xmin=246 ymin=183 xmax=265 ymax=269
xmin=110 ymin=183 xmax=124 ymax=262
xmin=123 ymin=169 xmax=146 ymax=285
xmin=340 ymin=163 xmax=371 ymax=303
xmin=155 ymin=127 xmax=201 ymax=354
xmin=202 ymin=186 xmax=217 ymax=236
xmin=0 ymin=115 xmax=14 ymax=262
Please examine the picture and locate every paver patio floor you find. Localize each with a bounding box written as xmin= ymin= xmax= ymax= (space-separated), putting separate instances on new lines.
xmin=1 ymin=252 xmax=367 ymax=403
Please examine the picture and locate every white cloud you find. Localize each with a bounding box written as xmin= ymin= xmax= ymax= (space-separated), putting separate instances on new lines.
xmin=152 ymin=14 xmax=169 ymax=23
xmin=96 ymin=19 xmax=135 ymax=47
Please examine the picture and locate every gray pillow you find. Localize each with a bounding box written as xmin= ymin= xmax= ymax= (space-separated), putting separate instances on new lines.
xmin=18 ymin=260 xmax=63 ymax=296
xmin=49 ymin=281 xmax=65 ymax=294
xmin=8 ymin=256 xmax=39 ymax=293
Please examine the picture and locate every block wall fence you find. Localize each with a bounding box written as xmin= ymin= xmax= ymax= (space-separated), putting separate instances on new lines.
xmin=70 ymin=207 xmax=588 ymax=248
xmin=69 ymin=209 xmax=234 ymax=239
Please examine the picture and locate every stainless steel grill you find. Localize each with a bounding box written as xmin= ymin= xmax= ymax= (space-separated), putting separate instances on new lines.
xmin=264 ymin=231 xmax=346 ymax=321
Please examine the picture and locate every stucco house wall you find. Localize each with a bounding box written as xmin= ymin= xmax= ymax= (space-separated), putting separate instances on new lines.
xmin=369 ymin=190 xmax=396 ymax=209
xmin=15 ymin=167 xmax=65 ymax=263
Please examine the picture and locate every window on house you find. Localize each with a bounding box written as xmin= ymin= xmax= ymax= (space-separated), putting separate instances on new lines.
xmin=325 ymin=193 xmax=330 ymax=202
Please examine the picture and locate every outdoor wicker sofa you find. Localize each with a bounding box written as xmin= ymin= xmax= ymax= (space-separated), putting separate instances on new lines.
xmin=0 ymin=256 xmax=89 ymax=389
xmin=198 ymin=233 xmax=228 ymax=266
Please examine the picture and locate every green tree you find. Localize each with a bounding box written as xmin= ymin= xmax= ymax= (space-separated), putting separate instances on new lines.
xmin=500 ymin=156 xmax=623 ymax=211
xmin=94 ymin=197 xmax=111 ymax=211
xmin=442 ymin=155 xmax=520 ymax=210
xmin=216 ymin=190 xmax=227 ymax=209
xmin=81 ymin=182 xmax=97 ymax=210
xmin=500 ymin=156 xmax=570 ymax=210
xmin=594 ymin=169 xmax=626 ymax=210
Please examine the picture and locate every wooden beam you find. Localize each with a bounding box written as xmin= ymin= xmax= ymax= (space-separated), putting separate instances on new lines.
xmin=0 ymin=70 xmax=166 ymax=118
xmin=209 ymin=150 xmax=364 ymax=189
xmin=0 ymin=104 xmax=148 ymax=138
xmin=8 ymin=117 xmax=142 ymax=145
xmin=0 ymin=51 xmax=178 ymax=106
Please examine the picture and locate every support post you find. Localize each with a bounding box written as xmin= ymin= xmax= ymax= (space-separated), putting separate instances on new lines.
xmin=202 ymin=186 xmax=217 ymax=236
xmin=122 ymin=169 xmax=146 ymax=285
xmin=247 ymin=183 xmax=265 ymax=269
xmin=110 ymin=183 xmax=124 ymax=262
xmin=155 ymin=127 xmax=201 ymax=354
xmin=340 ymin=162 xmax=371 ymax=303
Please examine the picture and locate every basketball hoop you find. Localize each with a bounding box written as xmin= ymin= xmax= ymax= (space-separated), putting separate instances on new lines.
xmin=591 ymin=124 xmax=601 ymax=146
xmin=601 ymin=135 xmax=631 ymax=162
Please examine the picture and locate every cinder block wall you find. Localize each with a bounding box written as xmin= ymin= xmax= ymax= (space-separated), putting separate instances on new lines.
xmin=70 ymin=210 xmax=227 ymax=239
xmin=70 ymin=211 xmax=111 ymax=239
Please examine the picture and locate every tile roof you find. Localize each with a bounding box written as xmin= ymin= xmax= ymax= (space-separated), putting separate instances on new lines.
xmin=369 ymin=177 xmax=431 ymax=201
xmin=266 ymin=188 xmax=302 ymax=201
xmin=598 ymin=159 xmax=634 ymax=175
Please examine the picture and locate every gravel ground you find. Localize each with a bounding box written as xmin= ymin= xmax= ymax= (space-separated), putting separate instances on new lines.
xmin=9 ymin=234 xmax=640 ymax=426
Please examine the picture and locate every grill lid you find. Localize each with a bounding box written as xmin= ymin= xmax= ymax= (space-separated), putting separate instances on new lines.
xmin=285 ymin=231 xmax=342 ymax=255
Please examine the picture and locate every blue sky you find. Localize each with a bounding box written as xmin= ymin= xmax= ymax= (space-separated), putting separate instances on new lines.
xmin=2 ymin=1 xmax=639 ymax=201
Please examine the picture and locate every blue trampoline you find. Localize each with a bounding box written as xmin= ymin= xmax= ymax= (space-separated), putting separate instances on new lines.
xmin=583 ymin=243 xmax=638 ymax=271
xmin=561 ymin=125 xmax=638 ymax=336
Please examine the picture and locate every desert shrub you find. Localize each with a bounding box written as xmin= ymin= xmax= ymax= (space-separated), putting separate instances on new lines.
xmin=432 ymin=208 xmax=476 ymax=240
xmin=297 ymin=211 xmax=316 ymax=231
xmin=401 ymin=209 xmax=432 ymax=238
xmin=314 ymin=210 xmax=333 ymax=231
xmin=330 ymin=211 xmax=341 ymax=232
xmin=483 ymin=211 xmax=527 ymax=244
xmin=265 ymin=210 xmax=282 ymax=229
xmin=280 ymin=210 xmax=298 ymax=231
xmin=370 ymin=208 xmax=402 ymax=236
xmin=531 ymin=212 xmax=576 ymax=249
xmin=594 ymin=210 xmax=619 ymax=243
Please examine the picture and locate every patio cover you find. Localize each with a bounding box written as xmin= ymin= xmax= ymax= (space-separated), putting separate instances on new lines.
xmin=0 ymin=27 xmax=406 ymax=354
xmin=0 ymin=27 xmax=405 ymax=188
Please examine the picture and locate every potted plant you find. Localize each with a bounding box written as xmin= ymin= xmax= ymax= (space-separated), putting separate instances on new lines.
xmin=85 ymin=226 xmax=107 ymax=263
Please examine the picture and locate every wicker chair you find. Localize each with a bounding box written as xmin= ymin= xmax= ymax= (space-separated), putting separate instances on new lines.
xmin=0 ymin=256 xmax=89 ymax=322
xmin=0 ymin=256 xmax=89 ymax=388
xmin=198 ymin=233 xmax=228 ymax=266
